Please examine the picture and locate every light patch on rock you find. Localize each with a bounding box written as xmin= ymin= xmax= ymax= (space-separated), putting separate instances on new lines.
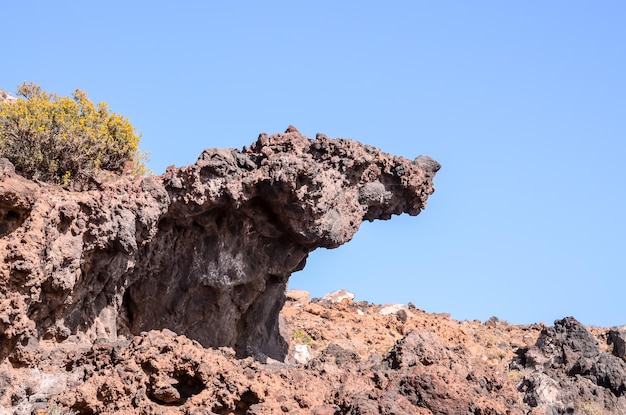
xmin=293 ymin=344 xmax=311 ymax=364
xmin=286 ymin=289 xmax=310 ymax=307
xmin=0 ymin=90 xmax=17 ymax=104
xmin=529 ymin=373 xmax=560 ymax=406
xmin=320 ymin=289 xmax=355 ymax=304
xmin=379 ymin=304 xmax=412 ymax=316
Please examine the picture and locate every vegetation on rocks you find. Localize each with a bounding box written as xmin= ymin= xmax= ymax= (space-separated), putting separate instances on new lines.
xmin=0 ymin=82 xmax=147 ymax=187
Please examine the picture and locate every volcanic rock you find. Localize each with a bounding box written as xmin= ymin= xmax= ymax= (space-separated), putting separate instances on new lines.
xmin=286 ymin=289 xmax=311 ymax=307
xmin=4 ymin=125 xmax=624 ymax=414
xmin=1 ymin=289 xmax=625 ymax=413
xmin=516 ymin=317 xmax=626 ymax=414
xmin=608 ymin=325 xmax=626 ymax=360
xmin=0 ymin=127 xmax=439 ymax=365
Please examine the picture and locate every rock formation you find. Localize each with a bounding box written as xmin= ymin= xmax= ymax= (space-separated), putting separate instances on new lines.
xmin=513 ymin=317 xmax=626 ymax=414
xmin=4 ymin=126 xmax=624 ymax=414
xmin=0 ymin=126 xmax=440 ymax=364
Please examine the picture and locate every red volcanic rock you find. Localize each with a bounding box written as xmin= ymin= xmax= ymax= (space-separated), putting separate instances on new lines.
xmin=0 ymin=127 xmax=438 ymax=365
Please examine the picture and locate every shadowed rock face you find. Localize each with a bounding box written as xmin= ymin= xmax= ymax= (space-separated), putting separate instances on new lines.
xmin=514 ymin=317 xmax=626 ymax=414
xmin=0 ymin=127 xmax=439 ymax=360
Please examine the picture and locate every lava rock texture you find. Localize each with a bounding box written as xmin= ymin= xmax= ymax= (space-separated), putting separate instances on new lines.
xmin=0 ymin=126 xmax=439 ymax=364
xmin=514 ymin=317 xmax=626 ymax=414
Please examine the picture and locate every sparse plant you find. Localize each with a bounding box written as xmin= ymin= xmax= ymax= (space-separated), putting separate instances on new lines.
xmin=486 ymin=349 xmax=507 ymax=362
xmin=293 ymin=329 xmax=313 ymax=345
xmin=506 ymin=369 xmax=524 ymax=383
xmin=578 ymin=401 xmax=603 ymax=415
xmin=0 ymin=82 xmax=148 ymax=188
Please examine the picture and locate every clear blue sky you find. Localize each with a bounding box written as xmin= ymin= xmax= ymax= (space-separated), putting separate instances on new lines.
xmin=2 ymin=2 xmax=624 ymax=327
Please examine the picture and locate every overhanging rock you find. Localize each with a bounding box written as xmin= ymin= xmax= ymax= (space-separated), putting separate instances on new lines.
xmin=0 ymin=127 xmax=439 ymax=360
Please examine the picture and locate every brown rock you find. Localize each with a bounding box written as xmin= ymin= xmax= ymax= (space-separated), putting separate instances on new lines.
xmin=0 ymin=294 xmax=623 ymax=414
xmin=286 ymin=289 xmax=311 ymax=307
xmin=0 ymin=128 xmax=438 ymax=364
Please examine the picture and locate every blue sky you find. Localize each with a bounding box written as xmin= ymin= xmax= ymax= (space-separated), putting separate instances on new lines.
xmin=2 ymin=2 xmax=624 ymax=327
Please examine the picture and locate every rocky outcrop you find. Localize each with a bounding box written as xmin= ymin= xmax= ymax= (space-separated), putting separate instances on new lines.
xmin=0 ymin=126 xmax=439 ymax=363
xmin=513 ymin=317 xmax=626 ymax=414
xmin=608 ymin=325 xmax=626 ymax=360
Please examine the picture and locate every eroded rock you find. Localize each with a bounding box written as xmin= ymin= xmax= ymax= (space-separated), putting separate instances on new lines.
xmin=517 ymin=317 xmax=626 ymax=414
xmin=0 ymin=127 xmax=439 ymax=362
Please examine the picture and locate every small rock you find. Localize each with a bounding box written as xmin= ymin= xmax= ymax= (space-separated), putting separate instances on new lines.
xmin=320 ymin=289 xmax=355 ymax=304
xmin=293 ymin=344 xmax=311 ymax=365
xmin=396 ymin=309 xmax=408 ymax=323
xmin=312 ymin=405 xmax=339 ymax=415
xmin=151 ymin=385 xmax=182 ymax=404
xmin=304 ymin=303 xmax=325 ymax=316
xmin=286 ymin=289 xmax=310 ymax=307
xmin=379 ymin=304 xmax=411 ymax=317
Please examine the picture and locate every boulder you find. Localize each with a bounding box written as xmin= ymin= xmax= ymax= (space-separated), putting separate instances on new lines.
xmin=609 ymin=325 xmax=626 ymax=360
xmin=519 ymin=317 xmax=626 ymax=414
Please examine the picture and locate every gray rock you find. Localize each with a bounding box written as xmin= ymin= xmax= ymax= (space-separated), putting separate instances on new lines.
xmin=609 ymin=325 xmax=626 ymax=359
xmin=520 ymin=317 xmax=626 ymax=414
xmin=0 ymin=158 xmax=15 ymax=175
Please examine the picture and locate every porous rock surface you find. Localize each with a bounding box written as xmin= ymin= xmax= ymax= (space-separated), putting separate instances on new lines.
xmin=0 ymin=126 xmax=439 ymax=364
xmin=514 ymin=317 xmax=626 ymax=414
xmin=3 ymin=126 xmax=625 ymax=414
xmin=3 ymin=293 xmax=625 ymax=414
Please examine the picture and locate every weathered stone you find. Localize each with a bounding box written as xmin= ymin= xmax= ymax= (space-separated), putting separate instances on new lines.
xmin=319 ymin=289 xmax=355 ymax=304
xmin=379 ymin=303 xmax=412 ymax=317
xmin=520 ymin=317 xmax=626 ymax=414
xmin=286 ymin=289 xmax=310 ymax=307
xmin=0 ymin=127 xmax=439 ymax=362
xmin=293 ymin=344 xmax=311 ymax=365
xmin=609 ymin=325 xmax=626 ymax=359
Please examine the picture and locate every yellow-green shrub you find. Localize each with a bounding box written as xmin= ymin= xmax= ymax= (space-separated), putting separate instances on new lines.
xmin=0 ymin=82 xmax=147 ymax=187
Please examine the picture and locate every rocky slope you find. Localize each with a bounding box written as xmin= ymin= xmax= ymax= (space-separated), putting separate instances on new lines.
xmin=1 ymin=290 xmax=625 ymax=414
xmin=2 ymin=127 xmax=625 ymax=414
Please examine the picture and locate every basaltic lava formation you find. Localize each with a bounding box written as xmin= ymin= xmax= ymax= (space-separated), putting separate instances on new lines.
xmin=0 ymin=126 xmax=440 ymax=362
